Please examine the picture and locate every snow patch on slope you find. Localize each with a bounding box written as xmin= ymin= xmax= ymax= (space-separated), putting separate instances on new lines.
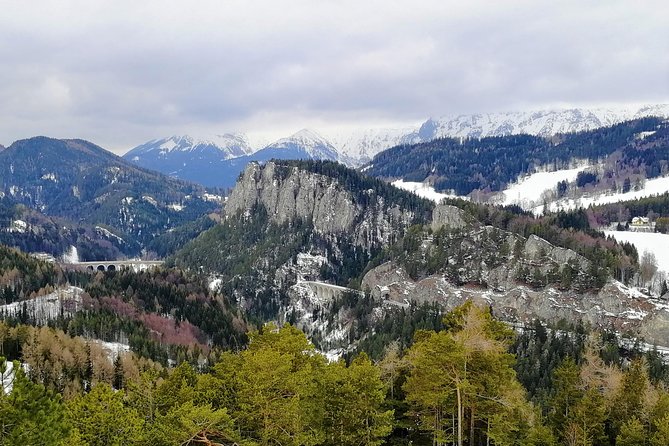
xmin=539 ymin=175 xmax=669 ymax=214
xmin=94 ymin=340 xmax=131 ymax=359
xmin=605 ymin=231 xmax=669 ymax=274
xmin=0 ymin=286 xmax=84 ymax=324
xmin=392 ymin=180 xmax=466 ymax=203
xmin=62 ymin=246 xmax=79 ymax=264
xmin=499 ymin=164 xmax=590 ymax=209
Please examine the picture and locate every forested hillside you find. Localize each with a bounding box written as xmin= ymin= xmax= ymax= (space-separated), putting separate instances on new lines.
xmin=366 ymin=118 xmax=667 ymax=195
xmin=0 ymin=243 xmax=247 ymax=365
xmin=4 ymin=303 xmax=669 ymax=445
xmin=0 ymin=196 xmax=141 ymax=260
xmin=0 ymin=137 xmax=221 ymax=255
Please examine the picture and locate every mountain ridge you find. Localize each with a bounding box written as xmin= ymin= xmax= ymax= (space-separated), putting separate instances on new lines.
xmin=123 ymin=104 xmax=669 ymax=188
xmin=0 ymin=136 xmax=219 ymax=255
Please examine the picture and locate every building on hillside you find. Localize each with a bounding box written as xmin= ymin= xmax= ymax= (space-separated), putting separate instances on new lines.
xmin=629 ymin=216 xmax=653 ymax=232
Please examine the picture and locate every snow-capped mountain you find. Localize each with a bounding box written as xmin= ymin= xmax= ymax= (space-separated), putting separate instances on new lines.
xmin=124 ymin=129 xmax=347 ymax=189
xmin=123 ymin=134 xmax=256 ymax=187
xmin=123 ymin=104 xmax=669 ymax=188
xmin=126 ymin=133 xmax=253 ymax=161
xmin=255 ymin=129 xmax=340 ymax=161
xmin=406 ymin=105 xmax=669 ymax=143
xmin=323 ymin=127 xmax=416 ymax=165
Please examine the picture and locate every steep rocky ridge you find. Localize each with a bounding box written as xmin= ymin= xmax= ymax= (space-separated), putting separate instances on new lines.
xmin=226 ymin=161 xmax=426 ymax=249
xmin=356 ymin=204 xmax=669 ymax=347
xmin=361 ymin=262 xmax=669 ymax=347
xmin=173 ymin=160 xmax=432 ymax=322
xmin=177 ymin=159 xmax=659 ymax=352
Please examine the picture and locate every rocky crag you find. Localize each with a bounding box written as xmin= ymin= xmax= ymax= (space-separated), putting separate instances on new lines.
xmin=226 ymin=161 xmax=424 ymax=250
xmin=362 ymin=204 xmax=669 ymax=348
xmin=196 ymin=160 xmax=669 ymax=351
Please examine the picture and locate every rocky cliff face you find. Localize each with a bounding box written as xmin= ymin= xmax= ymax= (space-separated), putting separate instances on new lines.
xmin=220 ymin=160 xmax=669 ymax=351
xmin=226 ymin=161 xmax=417 ymax=249
xmin=431 ymin=204 xmax=473 ymax=231
xmin=362 ymin=261 xmax=669 ymax=347
xmin=357 ymin=206 xmax=669 ymax=346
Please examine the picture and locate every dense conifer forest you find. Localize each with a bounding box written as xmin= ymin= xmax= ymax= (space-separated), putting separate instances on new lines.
xmin=366 ymin=118 xmax=668 ymax=195
xmin=4 ymin=302 xmax=669 ymax=445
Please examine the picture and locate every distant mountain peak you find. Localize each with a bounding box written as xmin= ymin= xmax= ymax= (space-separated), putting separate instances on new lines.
xmin=126 ymin=133 xmax=253 ymax=161
xmin=277 ymin=128 xmax=330 ymax=146
xmin=406 ymin=104 xmax=669 ymax=143
xmin=264 ymin=128 xmax=340 ymax=160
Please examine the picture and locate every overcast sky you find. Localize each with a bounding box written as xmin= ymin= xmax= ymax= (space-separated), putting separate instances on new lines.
xmin=1 ymin=0 xmax=668 ymax=153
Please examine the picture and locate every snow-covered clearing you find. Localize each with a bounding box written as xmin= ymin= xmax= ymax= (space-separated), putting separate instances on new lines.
xmin=538 ymin=176 xmax=669 ymax=214
xmin=94 ymin=340 xmax=131 ymax=359
xmin=0 ymin=286 xmax=84 ymax=323
xmin=392 ymin=180 xmax=466 ymax=203
xmin=500 ymin=164 xmax=590 ymax=209
xmin=604 ymin=231 xmax=669 ymax=273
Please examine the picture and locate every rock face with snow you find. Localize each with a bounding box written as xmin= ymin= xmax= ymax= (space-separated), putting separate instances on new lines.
xmin=362 ymin=259 xmax=669 ymax=346
xmin=524 ymin=234 xmax=589 ymax=270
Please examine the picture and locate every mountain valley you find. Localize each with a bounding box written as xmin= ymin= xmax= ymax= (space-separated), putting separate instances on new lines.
xmin=0 ymin=123 xmax=669 ymax=446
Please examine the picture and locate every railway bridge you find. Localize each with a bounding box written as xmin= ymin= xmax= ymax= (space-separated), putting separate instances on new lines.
xmin=298 ymin=280 xmax=363 ymax=301
xmin=65 ymin=260 xmax=164 ymax=272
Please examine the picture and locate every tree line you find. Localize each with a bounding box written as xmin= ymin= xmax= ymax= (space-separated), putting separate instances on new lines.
xmin=367 ymin=118 xmax=666 ymax=196
xmin=5 ymin=302 xmax=669 ymax=445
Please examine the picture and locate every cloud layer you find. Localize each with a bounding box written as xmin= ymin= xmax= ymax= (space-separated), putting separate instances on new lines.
xmin=1 ymin=0 xmax=667 ymax=153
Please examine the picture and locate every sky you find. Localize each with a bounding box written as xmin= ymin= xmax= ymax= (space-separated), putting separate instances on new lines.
xmin=1 ymin=0 xmax=668 ymax=154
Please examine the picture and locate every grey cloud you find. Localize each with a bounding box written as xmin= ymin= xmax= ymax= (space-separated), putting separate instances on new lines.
xmin=0 ymin=0 xmax=667 ymax=153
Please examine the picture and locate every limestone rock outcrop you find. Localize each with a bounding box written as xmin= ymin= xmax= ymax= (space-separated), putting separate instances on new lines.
xmin=226 ymin=162 xmax=418 ymax=248
xmin=431 ymin=204 xmax=472 ymax=231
